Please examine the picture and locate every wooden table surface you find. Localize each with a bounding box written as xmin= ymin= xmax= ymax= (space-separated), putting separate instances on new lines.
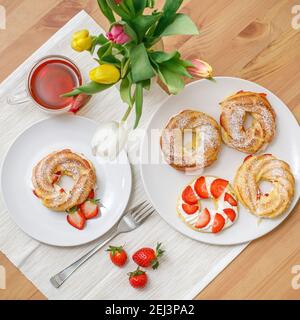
xmin=0 ymin=0 xmax=299 ymax=300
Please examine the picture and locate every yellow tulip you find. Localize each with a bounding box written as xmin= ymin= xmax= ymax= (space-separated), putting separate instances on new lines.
xmin=71 ymin=29 xmax=92 ymax=52
xmin=89 ymin=64 xmax=121 ymax=84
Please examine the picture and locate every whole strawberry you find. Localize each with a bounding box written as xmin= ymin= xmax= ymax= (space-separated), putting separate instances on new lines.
xmin=107 ymin=245 xmax=128 ymax=267
xmin=132 ymin=243 xmax=164 ymax=269
xmin=128 ymin=267 xmax=148 ymax=289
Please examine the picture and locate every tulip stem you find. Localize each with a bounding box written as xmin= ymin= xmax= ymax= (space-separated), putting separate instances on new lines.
xmin=121 ymin=104 xmax=134 ymax=122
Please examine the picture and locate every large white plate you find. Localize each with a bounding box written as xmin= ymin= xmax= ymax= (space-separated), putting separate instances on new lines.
xmin=1 ymin=115 xmax=132 ymax=247
xmin=140 ymin=77 xmax=300 ymax=245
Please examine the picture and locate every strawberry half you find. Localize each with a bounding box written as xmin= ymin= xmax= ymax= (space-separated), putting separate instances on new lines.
xmin=182 ymin=203 xmax=199 ymax=215
xmin=211 ymin=213 xmax=225 ymax=233
xmin=182 ymin=185 xmax=198 ymax=205
xmin=66 ymin=207 xmax=86 ymax=230
xmin=223 ymin=208 xmax=236 ymax=222
xmin=194 ymin=176 xmax=209 ymax=199
xmin=224 ymin=192 xmax=237 ymax=206
xmin=80 ymin=199 xmax=99 ymax=219
xmin=195 ymin=208 xmax=211 ymax=228
xmin=210 ymin=179 xmax=229 ymax=199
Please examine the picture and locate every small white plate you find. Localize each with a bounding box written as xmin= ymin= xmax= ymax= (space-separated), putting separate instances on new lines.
xmin=140 ymin=77 xmax=300 ymax=245
xmin=1 ymin=115 xmax=132 ymax=247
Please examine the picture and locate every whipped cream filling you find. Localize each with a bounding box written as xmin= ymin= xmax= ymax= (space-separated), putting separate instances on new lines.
xmin=177 ymin=176 xmax=238 ymax=233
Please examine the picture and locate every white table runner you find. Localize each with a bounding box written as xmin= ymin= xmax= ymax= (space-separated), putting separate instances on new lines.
xmin=0 ymin=11 xmax=248 ymax=300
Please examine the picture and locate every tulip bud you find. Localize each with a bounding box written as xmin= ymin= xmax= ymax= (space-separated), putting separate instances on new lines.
xmin=91 ymin=121 xmax=128 ymax=161
xmin=187 ymin=59 xmax=213 ymax=79
xmin=107 ymin=24 xmax=131 ymax=45
xmin=71 ymin=29 xmax=93 ymax=52
xmin=89 ymin=64 xmax=120 ymax=84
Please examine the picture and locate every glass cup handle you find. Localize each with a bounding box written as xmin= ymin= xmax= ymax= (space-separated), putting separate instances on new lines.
xmin=7 ymin=88 xmax=31 ymax=105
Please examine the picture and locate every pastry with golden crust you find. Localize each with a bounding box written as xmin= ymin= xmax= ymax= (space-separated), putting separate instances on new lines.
xmin=32 ymin=149 xmax=96 ymax=211
xmin=220 ymin=91 xmax=276 ymax=154
xmin=160 ymin=110 xmax=221 ymax=171
xmin=234 ymin=154 xmax=295 ymax=218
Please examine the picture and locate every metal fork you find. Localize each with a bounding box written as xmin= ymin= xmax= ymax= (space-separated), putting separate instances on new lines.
xmin=50 ymin=201 xmax=155 ymax=288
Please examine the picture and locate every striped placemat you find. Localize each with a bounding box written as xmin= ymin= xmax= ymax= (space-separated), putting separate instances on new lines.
xmin=0 ymin=10 xmax=248 ymax=300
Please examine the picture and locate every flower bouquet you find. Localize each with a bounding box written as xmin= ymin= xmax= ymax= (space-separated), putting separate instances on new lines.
xmin=65 ymin=0 xmax=212 ymax=123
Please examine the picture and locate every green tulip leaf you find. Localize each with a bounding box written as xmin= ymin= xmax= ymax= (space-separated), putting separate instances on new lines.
xmin=150 ymin=51 xmax=180 ymax=63
xmin=130 ymin=43 xmax=155 ymax=83
xmin=120 ymin=76 xmax=134 ymax=107
xmin=161 ymin=14 xmax=199 ymax=36
xmin=132 ymin=0 xmax=147 ymax=14
xmin=157 ymin=66 xmax=184 ymax=95
xmin=62 ymin=82 xmax=113 ymax=97
xmin=107 ymin=0 xmax=132 ymax=20
xmin=97 ymin=0 xmax=116 ymax=23
xmin=153 ymin=0 xmax=183 ymax=36
xmin=131 ymin=13 xmax=162 ymax=41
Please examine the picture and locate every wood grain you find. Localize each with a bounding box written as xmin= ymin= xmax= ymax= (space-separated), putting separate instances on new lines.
xmin=0 ymin=0 xmax=299 ymax=300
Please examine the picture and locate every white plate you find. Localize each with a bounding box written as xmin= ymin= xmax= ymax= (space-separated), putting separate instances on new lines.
xmin=140 ymin=77 xmax=300 ymax=245
xmin=1 ymin=115 xmax=132 ymax=247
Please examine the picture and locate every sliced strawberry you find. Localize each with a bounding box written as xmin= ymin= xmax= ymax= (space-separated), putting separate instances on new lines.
xmin=212 ymin=213 xmax=225 ymax=233
xmin=88 ymin=189 xmax=95 ymax=199
xmin=67 ymin=208 xmax=86 ymax=230
xmin=182 ymin=185 xmax=198 ymax=205
xmin=224 ymin=192 xmax=237 ymax=206
xmin=210 ymin=179 xmax=228 ymax=199
xmin=223 ymin=208 xmax=236 ymax=222
xmin=243 ymin=155 xmax=253 ymax=163
xmin=80 ymin=199 xmax=99 ymax=219
xmin=195 ymin=208 xmax=211 ymax=228
xmin=194 ymin=176 xmax=209 ymax=199
xmin=182 ymin=203 xmax=199 ymax=215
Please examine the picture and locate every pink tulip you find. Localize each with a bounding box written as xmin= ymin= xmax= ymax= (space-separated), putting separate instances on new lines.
xmin=188 ymin=59 xmax=213 ymax=79
xmin=107 ymin=25 xmax=131 ymax=45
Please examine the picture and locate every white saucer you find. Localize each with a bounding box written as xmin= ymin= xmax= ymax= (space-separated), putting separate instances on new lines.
xmin=1 ymin=115 xmax=132 ymax=247
xmin=140 ymin=77 xmax=300 ymax=245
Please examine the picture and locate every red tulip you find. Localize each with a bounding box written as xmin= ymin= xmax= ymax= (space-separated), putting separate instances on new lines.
xmin=115 ymin=0 xmax=122 ymax=3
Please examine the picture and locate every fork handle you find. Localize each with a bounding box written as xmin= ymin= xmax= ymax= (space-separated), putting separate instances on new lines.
xmin=50 ymin=230 xmax=119 ymax=288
